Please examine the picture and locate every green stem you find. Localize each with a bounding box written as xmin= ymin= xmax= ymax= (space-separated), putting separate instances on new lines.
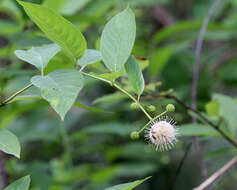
xmin=114 ymin=83 xmax=154 ymax=122
xmin=138 ymin=110 xmax=168 ymax=134
xmin=80 ymin=71 xmax=154 ymax=122
xmin=1 ymin=83 xmax=33 ymax=106
xmin=60 ymin=122 xmax=72 ymax=167
xmin=41 ymin=67 xmax=44 ymax=76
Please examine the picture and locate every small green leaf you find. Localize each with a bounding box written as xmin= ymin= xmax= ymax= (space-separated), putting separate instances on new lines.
xmin=77 ymin=49 xmax=102 ymax=68
xmin=4 ymin=175 xmax=31 ymax=190
xmin=31 ymin=69 xmax=84 ymax=120
xmin=105 ymin=176 xmax=151 ymax=190
xmin=125 ymin=55 xmax=144 ymax=95
xmin=100 ymin=7 xmax=136 ymax=72
xmin=0 ymin=129 xmax=21 ymax=159
xmin=179 ymin=124 xmax=220 ymax=137
xmin=205 ymin=100 xmax=219 ymax=116
xmin=17 ymin=0 xmax=87 ymax=63
xmin=14 ymin=44 xmax=61 ymax=71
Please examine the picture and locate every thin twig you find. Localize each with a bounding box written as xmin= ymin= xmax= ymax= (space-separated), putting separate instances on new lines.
xmin=169 ymin=143 xmax=192 ymax=190
xmin=81 ymin=71 xmax=154 ymax=123
xmin=193 ymin=156 xmax=237 ymax=190
xmin=0 ymin=151 xmax=8 ymax=188
xmin=0 ymin=83 xmax=33 ymax=107
xmin=165 ymin=94 xmax=237 ymax=149
xmin=191 ymin=0 xmax=222 ymax=179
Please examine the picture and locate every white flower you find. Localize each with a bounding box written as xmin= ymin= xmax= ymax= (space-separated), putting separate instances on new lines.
xmin=145 ymin=117 xmax=178 ymax=151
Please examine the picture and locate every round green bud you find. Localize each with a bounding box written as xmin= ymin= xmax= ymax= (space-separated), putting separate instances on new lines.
xmin=130 ymin=102 xmax=139 ymax=110
xmin=130 ymin=131 xmax=140 ymax=140
xmin=147 ymin=105 xmax=156 ymax=112
xmin=166 ymin=104 xmax=175 ymax=112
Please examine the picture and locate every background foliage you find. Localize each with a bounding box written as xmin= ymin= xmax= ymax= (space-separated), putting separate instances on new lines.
xmin=0 ymin=0 xmax=237 ymax=189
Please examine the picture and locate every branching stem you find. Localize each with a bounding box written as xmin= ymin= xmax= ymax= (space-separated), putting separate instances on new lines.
xmin=80 ymin=71 xmax=154 ymax=123
xmin=0 ymin=83 xmax=33 ymax=107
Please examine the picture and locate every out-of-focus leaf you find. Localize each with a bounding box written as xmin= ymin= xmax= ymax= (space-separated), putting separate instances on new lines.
xmin=179 ymin=124 xmax=220 ymax=136
xmin=74 ymin=102 xmax=113 ymax=114
xmin=14 ymin=44 xmax=61 ymax=72
xmin=0 ymin=129 xmax=21 ymax=158
xmin=205 ymin=100 xmax=219 ymax=116
xmin=149 ymin=47 xmax=172 ymax=76
xmin=4 ymin=175 xmax=31 ymax=190
xmin=83 ymin=122 xmax=133 ymax=136
xmin=0 ymin=21 xmax=22 ymax=36
xmin=43 ymin=0 xmax=65 ymax=12
xmin=31 ymin=69 xmax=84 ymax=120
xmin=105 ymin=176 xmax=151 ymax=190
xmin=213 ymin=94 xmax=237 ymax=133
xmin=77 ymin=49 xmax=102 ymax=68
xmin=17 ymin=0 xmax=87 ymax=63
xmin=135 ymin=56 xmax=149 ymax=70
xmin=61 ymin=0 xmax=91 ymax=15
xmin=125 ymin=55 xmax=144 ymax=95
xmin=100 ymin=7 xmax=136 ymax=72
xmin=93 ymin=92 xmax=127 ymax=104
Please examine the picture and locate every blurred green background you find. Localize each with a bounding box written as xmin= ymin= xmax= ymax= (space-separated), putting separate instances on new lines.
xmin=0 ymin=0 xmax=237 ymax=189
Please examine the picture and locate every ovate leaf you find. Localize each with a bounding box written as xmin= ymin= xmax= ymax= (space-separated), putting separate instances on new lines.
xmin=105 ymin=176 xmax=151 ymax=190
xmin=14 ymin=44 xmax=61 ymax=72
xmin=4 ymin=175 xmax=31 ymax=190
xmin=100 ymin=7 xmax=136 ymax=72
xmin=17 ymin=0 xmax=87 ymax=63
xmin=125 ymin=55 xmax=144 ymax=95
xmin=0 ymin=129 xmax=21 ymax=159
xmin=31 ymin=69 xmax=84 ymax=120
xmin=77 ymin=49 xmax=102 ymax=68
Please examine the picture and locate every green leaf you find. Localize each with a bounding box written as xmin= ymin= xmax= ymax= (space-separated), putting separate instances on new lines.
xmin=149 ymin=47 xmax=172 ymax=76
xmin=125 ymin=55 xmax=144 ymax=95
xmin=74 ymin=102 xmax=113 ymax=114
xmin=100 ymin=7 xmax=136 ymax=72
xmin=179 ymin=124 xmax=220 ymax=137
xmin=213 ymin=94 xmax=237 ymax=133
xmin=105 ymin=176 xmax=151 ymax=190
xmin=205 ymin=100 xmax=219 ymax=116
xmin=77 ymin=49 xmax=102 ymax=69
xmin=60 ymin=0 xmax=91 ymax=15
xmin=31 ymin=69 xmax=84 ymax=120
xmin=96 ymin=72 xmax=124 ymax=82
xmin=83 ymin=122 xmax=133 ymax=136
xmin=0 ymin=129 xmax=21 ymax=159
xmin=4 ymin=175 xmax=31 ymax=190
xmin=17 ymin=0 xmax=87 ymax=63
xmin=14 ymin=44 xmax=61 ymax=72
xmin=93 ymin=92 xmax=127 ymax=104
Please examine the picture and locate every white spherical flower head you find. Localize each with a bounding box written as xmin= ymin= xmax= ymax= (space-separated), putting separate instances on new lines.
xmin=146 ymin=119 xmax=178 ymax=151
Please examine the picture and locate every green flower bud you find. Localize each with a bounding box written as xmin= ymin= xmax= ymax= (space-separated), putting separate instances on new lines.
xmin=130 ymin=131 xmax=140 ymax=140
xmin=130 ymin=102 xmax=139 ymax=110
xmin=166 ymin=104 xmax=175 ymax=112
xmin=147 ymin=105 xmax=156 ymax=112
